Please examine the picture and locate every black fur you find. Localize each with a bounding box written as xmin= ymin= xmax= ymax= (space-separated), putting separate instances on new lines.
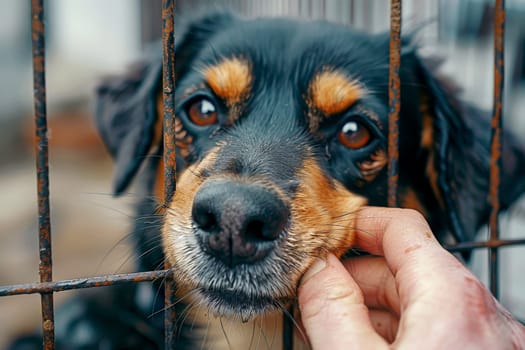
xmin=10 ymin=11 xmax=525 ymax=349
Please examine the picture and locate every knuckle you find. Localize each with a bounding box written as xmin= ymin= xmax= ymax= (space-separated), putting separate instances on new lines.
xmin=399 ymin=208 xmax=426 ymax=224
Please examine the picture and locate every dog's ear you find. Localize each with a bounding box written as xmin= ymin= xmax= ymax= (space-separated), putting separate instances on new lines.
xmin=409 ymin=52 xmax=525 ymax=243
xmin=95 ymin=11 xmax=237 ymax=195
xmin=95 ymin=58 xmax=162 ymax=195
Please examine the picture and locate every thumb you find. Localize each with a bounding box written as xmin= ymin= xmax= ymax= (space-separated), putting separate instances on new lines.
xmin=298 ymin=254 xmax=388 ymax=350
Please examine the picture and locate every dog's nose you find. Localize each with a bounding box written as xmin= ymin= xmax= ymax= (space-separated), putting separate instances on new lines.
xmin=192 ymin=180 xmax=289 ymax=267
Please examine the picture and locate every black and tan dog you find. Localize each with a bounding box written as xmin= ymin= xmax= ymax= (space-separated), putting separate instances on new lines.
xmin=10 ymin=10 xmax=525 ymax=350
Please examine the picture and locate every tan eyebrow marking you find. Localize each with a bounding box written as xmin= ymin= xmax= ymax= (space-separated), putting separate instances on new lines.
xmin=307 ymin=69 xmax=363 ymax=131
xmin=203 ymin=57 xmax=252 ymax=119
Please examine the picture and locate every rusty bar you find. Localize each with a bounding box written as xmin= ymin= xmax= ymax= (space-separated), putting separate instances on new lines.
xmin=0 ymin=270 xmax=170 ymax=297
xmin=31 ymin=1 xmax=55 ymax=348
xmin=444 ymin=237 xmax=525 ymax=253
xmin=162 ymin=0 xmax=177 ymax=348
xmin=488 ymin=0 xmax=505 ymax=299
xmin=282 ymin=305 xmax=294 ymax=349
xmin=387 ymin=0 xmax=402 ymax=207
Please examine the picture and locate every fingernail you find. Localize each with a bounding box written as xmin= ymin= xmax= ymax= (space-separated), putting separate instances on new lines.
xmin=301 ymin=258 xmax=327 ymax=285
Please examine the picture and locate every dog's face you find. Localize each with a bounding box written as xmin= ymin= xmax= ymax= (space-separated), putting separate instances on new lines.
xmin=96 ymin=12 xmax=525 ymax=319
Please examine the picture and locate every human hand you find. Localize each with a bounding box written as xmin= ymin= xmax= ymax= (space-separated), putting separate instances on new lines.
xmin=298 ymin=207 xmax=525 ymax=349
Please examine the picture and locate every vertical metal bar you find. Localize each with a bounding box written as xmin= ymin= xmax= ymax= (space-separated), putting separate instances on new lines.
xmin=31 ymin=1 xmax=55 ymax=349
xmin=282 ymin=305 xmax=294 ymax=349
xmin=387 ymin=0 xmax=402 ymax=207
xmin=489 ymin=0 xmax=505 ymax=299
xmin=162 ymin=0 xmax=177 ymax=348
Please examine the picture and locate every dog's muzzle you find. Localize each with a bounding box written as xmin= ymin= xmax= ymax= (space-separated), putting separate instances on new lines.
xmin=192 ymin=179 xmax=289 ymax=267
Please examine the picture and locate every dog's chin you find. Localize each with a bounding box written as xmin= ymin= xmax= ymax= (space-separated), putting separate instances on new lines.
xmin=197 ymin=287 xmax=288 ymax=320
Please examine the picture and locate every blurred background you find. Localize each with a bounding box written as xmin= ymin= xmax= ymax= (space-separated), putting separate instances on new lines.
xmin=0 ymin=0 xmax=524 ymax=346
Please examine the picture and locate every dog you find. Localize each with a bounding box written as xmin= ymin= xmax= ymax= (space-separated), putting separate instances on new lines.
xmin=9 ymin=10 xmax=525 ymax=350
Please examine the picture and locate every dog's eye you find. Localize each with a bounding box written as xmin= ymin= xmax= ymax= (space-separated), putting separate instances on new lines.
xmin=338 ymin=120 xmax=371 ymax=149
xmin=187 ymin=97 xmax=218 ymax=126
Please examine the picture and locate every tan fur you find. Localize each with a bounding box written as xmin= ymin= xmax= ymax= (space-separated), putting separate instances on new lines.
xmin=291 ymin=158 xmax=367 ymax=260
xmin=358 ymin=148 xmax=388 ymax=182
xmin=418 ymin=94 xmax=445 ymax=209
xmin=162 ymin=148 xmax=218 ymax=266
xmin=401 ymin=187 xmax=428 ymax=216
xmin=420 ymin=95 xmax=434 ymax=149
xmin=204 ymin=57 xmax=252 ymax=123
xmin=175 ymin=306 xmax=312 ymax=349
xmin=161 ymin=148 xmax=366 ymax=348
xmin=154 ymin=94 xmax=195 ymax=200
xmin=307 ymin=69 xmax=362 ymax=131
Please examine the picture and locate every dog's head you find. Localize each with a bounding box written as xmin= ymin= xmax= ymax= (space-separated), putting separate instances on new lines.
xmin=95 ymin=12 xmax=525 ymax=318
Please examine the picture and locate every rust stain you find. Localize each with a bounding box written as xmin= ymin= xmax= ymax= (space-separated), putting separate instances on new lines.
xmin=32 ymin=1 xmax=56 ymax=348
xmin=387 ymin=0 xmax=402 ymax=208
xmin=0 ymin=270 xmax=172 ymax=296
xmin=162 ymin=0 xmax=177 ymax=345
xmin=487 ymin=0 xmax=505 ymax=299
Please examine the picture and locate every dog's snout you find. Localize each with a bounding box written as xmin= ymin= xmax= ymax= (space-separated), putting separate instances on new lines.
xmin=192 ymin=180 xmax=288 ymax=267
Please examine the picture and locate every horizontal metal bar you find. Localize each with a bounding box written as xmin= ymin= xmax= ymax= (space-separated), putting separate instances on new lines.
xmin=0 ymin=270 xmax=171 ymax=297
xmin=444 ymin=238 xmax=525 ymax=252
xmin=2 ymin=237 xmax=525 ymax=298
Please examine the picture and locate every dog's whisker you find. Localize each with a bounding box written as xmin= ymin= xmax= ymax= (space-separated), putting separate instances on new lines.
xmin=332 ymin=209 xmax=362 ymax=220
xmin=148 ymin=288 xmax=196 ymax=320
xmin=96 ymin=226 xmax=163 ymax=275
xmin=80 ymin=190 xmax=159 ymax=202
xmin=276 ymin=301 xmax=307 ymax=343
xmin=177 ymin=300 xmax=202 ymax=341
xmin=247 ymin=317 xmax=257 ymax=350
xmin=255 ymin=317 xmax=265 ymax=350
xmin=257 ymin=315 xmax=273 ymax=350
xmin=115 ymin=244 xmax=162 ymax=273
xmin=189 ymin=299 xmax=206 ymax=333
xmin=219 ymin=316 xmax=233 ymax=350
xmin=133 ymin=212 xmax=164 ymax=221
xmin=94 ymin=231 xmax=136 ymax=274
xmin=200 ymin=311 xmax=212 ymax=350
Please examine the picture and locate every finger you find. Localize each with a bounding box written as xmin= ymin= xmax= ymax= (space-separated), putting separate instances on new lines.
xmin=343 ymin=256 xmax=400 ymax=316
xmin=298 ymin=254 xmax=388 ymax=350
xmin=353 ymin=207 xmax=439 ymax=259
xmin=369 ymin=309 xmax=399 ymax=343
xmin=353 ymin=207 xmax=481 ymax=348
xmin=353 ymin=207 xmax=466 ymax=307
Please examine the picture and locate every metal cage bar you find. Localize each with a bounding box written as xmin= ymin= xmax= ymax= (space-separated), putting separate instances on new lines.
xmin=162 ymin=0 xmax=178 ymax=347
xmin=0 ymin=1 xmax=521 ymax=349
xmin=0 ymin=270 xmax=170 ymax=296
xmin=488 ymin=0 xmax=505 ymax=300
xmin=387 ymin=0 xmax=402 ymax=207
xmin=31 ymin=1 xmax=55 ymax=348
xmin=282 ymin=305 xmax=294 ymax=349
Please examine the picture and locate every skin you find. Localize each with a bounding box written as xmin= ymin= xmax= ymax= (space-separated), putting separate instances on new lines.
xmin=298 ymin=207 xmax=525 ymax=350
